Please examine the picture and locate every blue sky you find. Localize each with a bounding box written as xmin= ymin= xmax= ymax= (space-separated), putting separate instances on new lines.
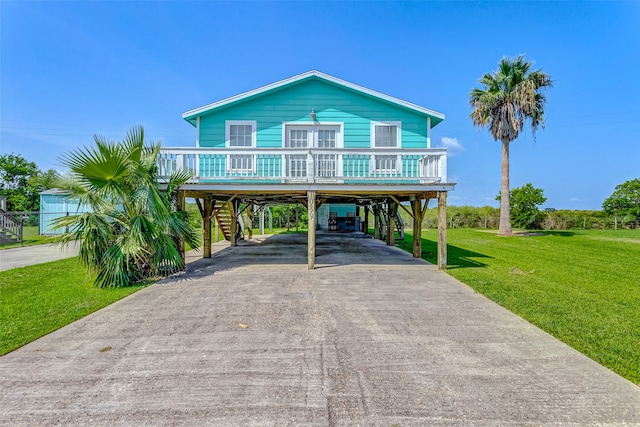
xmin=1 ymin=1 xmax=639 ymax=210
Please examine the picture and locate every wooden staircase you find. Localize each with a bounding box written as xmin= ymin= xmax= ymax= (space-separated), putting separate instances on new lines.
xmin=213 ymin=203 xmax=232 ymax=241
xmin=0 ymin=209 xmax=22 ymax=245
xmin=375 ymin=203 xmax=404 ymax=241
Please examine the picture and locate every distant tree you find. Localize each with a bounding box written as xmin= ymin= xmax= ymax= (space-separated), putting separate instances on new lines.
xmin=469 ymin=55 xmax=552 ymax=235
xmin=497 ymin=183 xmax=547 ymax=229
xmin=53 ymin=125 xmax=200 ymax=288
xmin=478 ymin=205 xmax=499 ymax=229
xmin=30 ymin=168 xmax=58 ymax=192
xmin=0 ymin=153 xmax=57 ymax=211
xmin=602 ymin=178 xmax=640 ymax=225
xmin=269 ymin=204 xmax=307 ymax=230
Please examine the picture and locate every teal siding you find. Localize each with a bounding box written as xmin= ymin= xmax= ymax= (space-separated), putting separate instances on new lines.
xmin=198 ymin=80 xmax=428 ymax=149
xmin=329 ymin=204 xmax=356 ymax=217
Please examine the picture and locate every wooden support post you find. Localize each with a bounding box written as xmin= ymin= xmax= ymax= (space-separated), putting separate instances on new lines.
xmin=307 ymin=190 xmax=316 ymax=270
xmin=176 ymin=190 xmax=186 ymax=265
xmin=259 ymin=207 xmax=265 ymax=235
xmin=386 ymin=201 xmax=395 ymax=246
xmin=363 ymin=206 xmax=369 ymax=234
xmin=373 ymin=205 xmax=381 ymax=239
xmin=214 ymin=216 xmax=219 ymax=243
xmin=412 ymin=199 xmax=423 ymax=258
xmin=228 ymin=199 xmax=237 ymax=247
xmin=437 ymin=191 xmax=447 ymax=270
xmin=390 ymin=195 xmax=413 ymax=218
xmin=203 ymin=199 xmax=214 ymax=258
xmin=247 ymin=204 xmax=253 ymax=240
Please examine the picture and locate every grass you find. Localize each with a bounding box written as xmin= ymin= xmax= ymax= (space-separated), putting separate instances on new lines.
xmin=398 ymin=228 xmax=640 ymax=384
xmin=0 ymin=258 xmax=146 ymax=355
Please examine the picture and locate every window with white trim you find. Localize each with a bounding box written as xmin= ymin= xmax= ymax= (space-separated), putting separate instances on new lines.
xmin=371 ymin=121 xmax=401 ymax=173
xmin=226 ymin=121 xmax=256 ymax=173
xmin=371 ymin=121 xmax=401 ymax=148
xmin=283 ymin=123 xmax=343 ymax=178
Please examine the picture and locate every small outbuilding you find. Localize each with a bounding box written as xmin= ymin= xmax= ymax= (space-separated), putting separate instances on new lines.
xmin=39 ymin=189 xmax=91 ymax=235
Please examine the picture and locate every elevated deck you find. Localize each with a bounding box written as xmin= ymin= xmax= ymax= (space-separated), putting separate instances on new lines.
xmin=158 ymin=147 xmax=451 ymax=194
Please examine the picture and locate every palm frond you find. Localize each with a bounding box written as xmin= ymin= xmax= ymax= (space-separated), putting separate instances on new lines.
xmin=469 ymin=55 xmax=551 ymax=143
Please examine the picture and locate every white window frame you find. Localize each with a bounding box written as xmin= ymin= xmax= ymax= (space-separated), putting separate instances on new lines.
xmin=370 ymin=121 xmax=401 ymax=148
xmin=281 ymin=122 xmax=344 ymax=149
xmin=370 ymin=121 xmax=402 ymax=174
xmin=225 ymin=120 xmax=257 ymax=174
xmin=282 ymin=122 xmax=344 ymax=178
xmin=225 ymin=120 xmax=256 ymax=148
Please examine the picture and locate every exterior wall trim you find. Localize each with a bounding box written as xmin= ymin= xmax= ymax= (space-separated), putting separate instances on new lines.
xmin=196 ymin=116 xmax=200 ymax=147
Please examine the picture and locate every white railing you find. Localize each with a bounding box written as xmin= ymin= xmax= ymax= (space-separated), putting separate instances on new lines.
xmin=157 ymin=147 xmax=447 ymax=184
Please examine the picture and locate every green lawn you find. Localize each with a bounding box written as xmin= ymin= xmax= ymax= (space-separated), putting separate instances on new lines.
xmin=398 ymin=229 xmax=640 ymax=384
xmin=0 ymin=258 xmax=146 ymax=355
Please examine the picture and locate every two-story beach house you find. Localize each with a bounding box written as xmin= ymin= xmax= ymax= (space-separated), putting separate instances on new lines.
xmin=158 ymin=71 xmax=455 ymax=269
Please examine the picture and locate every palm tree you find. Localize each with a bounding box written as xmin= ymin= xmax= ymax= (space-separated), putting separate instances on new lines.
xmin=469 ymin=55 xmax=552 ymax=235
xmin=53 ymin=125 xmax=199 ymax=288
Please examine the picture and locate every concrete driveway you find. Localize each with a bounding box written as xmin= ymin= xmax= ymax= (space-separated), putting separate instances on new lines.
xmin=0 ymin=242 xmax=80 ymax=272
xmin=1 ymin=233 xmax=639 ymax=425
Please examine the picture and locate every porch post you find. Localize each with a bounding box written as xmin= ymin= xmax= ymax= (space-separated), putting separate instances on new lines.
xmin=437 ymin=191 xmax=447 ymax=270
xmin=214 ymin=216 xmax=219 ymax=243
xmin=412 ymin=198 xmax=423 ymax=258
xmin=228 ymin=199 xmax=237 ymax=247
xmin=259 ymin=206 xmax=265 ymax=235
xmin=247 ymin=204 xmax=253 ymax=240
xmin=386 ymin=201 xmax=396 ymax=246
xmin=373 ymin=205 xmax=381 ymax=239
xmin=363 ymin=205 xmax=370 ymax=234
xmin=308 ymin=190 xmax=316 ymax=270
xmin=203 ymin=199 xmax=214 ymax=258
xmin=176 ymin=190 xmax=186 ymax=265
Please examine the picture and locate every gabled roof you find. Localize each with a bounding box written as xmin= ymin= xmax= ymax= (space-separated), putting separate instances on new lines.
xmin=182 ymin=70 xmax=445 ymax=126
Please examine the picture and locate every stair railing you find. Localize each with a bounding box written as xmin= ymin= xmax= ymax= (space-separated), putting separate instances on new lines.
xmin=0 ymin=209 xmax=23 ymax=243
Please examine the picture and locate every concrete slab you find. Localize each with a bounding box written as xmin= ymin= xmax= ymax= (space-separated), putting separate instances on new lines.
xmin=1 ymin=233 xmax=639 ymax=426
xmin=0 ymin=242 xmax=80 ymax=272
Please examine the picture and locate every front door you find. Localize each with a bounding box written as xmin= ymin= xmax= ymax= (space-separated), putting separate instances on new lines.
xmin=285 ymin=126 xmax=311 ymax=177
xmin=285 ymin=125 xmax=341 ymax=178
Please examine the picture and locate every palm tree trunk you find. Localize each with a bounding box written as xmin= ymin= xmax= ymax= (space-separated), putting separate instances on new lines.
xmin=499 ymin=138 xmax=513 ymax=236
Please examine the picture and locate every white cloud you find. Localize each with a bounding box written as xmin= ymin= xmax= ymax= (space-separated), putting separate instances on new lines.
xmin=438 ymin=137 xmax=465 ymax=156
xmin=570 ymin=197 xmax=581 ymax=202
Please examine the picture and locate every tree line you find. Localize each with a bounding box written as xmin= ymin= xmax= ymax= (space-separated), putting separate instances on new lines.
xmin=412 ymin=206 xmax=638 ymax=231
xmin=411 ymin=180 xmax=640 ymax=230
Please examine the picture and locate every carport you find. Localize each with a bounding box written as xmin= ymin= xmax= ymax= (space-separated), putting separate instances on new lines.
xmin=176 ymin=185 xmax=451 ymax=270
